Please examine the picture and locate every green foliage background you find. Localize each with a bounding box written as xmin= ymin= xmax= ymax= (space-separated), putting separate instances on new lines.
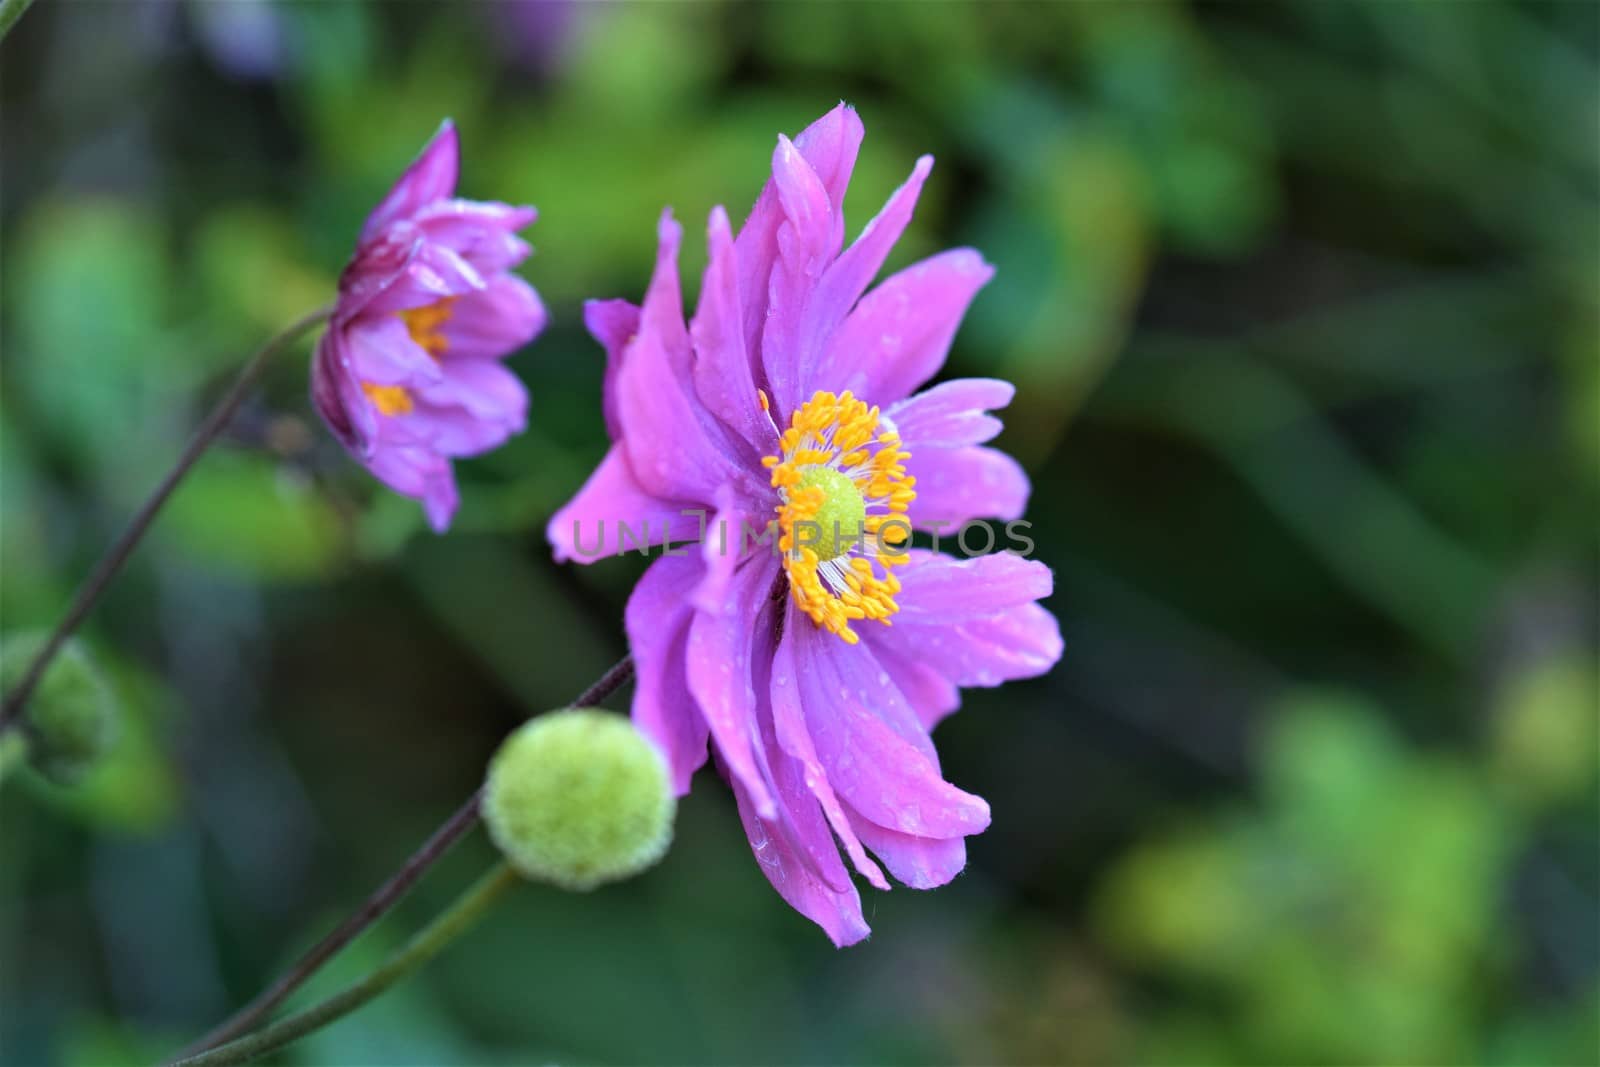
xmin=1 ymin=2 xmax=1596 ymax=1064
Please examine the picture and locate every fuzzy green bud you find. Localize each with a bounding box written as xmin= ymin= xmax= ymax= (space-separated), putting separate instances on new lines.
xmin=0 ymin=631 xmax=119 ymax=785
xmin=483 ymin=709 xmax=675 ymax=890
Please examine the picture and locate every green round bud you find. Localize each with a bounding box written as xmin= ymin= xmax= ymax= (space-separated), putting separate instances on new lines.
xmin=0 ymin=631 xmax=120 ymax=785
xmin=483 ymin=709 xmax=675 ymax=891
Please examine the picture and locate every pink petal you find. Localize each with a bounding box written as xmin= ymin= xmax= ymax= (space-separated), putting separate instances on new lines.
xmin=759 ymin=139 xmax=842 ymax=418
xmin=358 ymin=241 xmax=487 ymax=317
xmin=771 ymin=623 xmax=891 ymax=890
xmin=730 ymin=760 xmax=869 ymax=948
xmin=905 ymin=445 xmax=1030 ymax=529
xmin=438 ymin=275 xmax=547 ymax=361
xmin=414 ymin=199 xmax=536 ymax=275
xmin=869 ymin=552 xmax=1063 ymax=689
xmin=311 ymin=330 xmax=361 ymax=451
xmin=344 ymin=315 xmax=442 ymax=387
xmin=408 ymin=361 xmax=528 ymax=457
xmin=691 ymin=483 xmax=766 ymax=615
xmin=546 ymin=445 xmax=704 ymax=564
xmin=843 ymin=799 xmax=969 ymax=889
xmin=888 ymin=550 xmax=1054 ymax=620
xmin=685 ymin=557 xmax=781 ymax=818
xmin=364 ymin=443 xmax=459 ymax=532
xmin=823 ymin=249 xmax=995 ymax=406
xmin=886 ymin=378 xmax=1014 ymax=448
xmin=616 ymin=212 xmax=762 ymax=504
xmin=625 ymin=555 xmax=712 ymax=795
xmin=361 ymin=121 xmax=460 ymax=241
xmin=421 ymin=470 xmax=459 ymax=533
xmin=784 ymin=608 xmax=990 ymax=839
xmin=733 ymin=104 xmax=864 ymax=369
xmin=866 ymin=640 xmax=962 ymax=731
xmin=795 ymin=155 xmax=933 ymax=398
xmin=691 ymin=206 xmax=774 ymax=454
xmin=584 ymin=298 xmax=640 ymax=442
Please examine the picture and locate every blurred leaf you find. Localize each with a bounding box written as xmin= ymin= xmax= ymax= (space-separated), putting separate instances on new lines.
xmin=10 ymin=199 xmax=177 ymax=483
xmin=1491 ymin=656 xmax=1600 ymax=814
xmin=160 ymin=450 xmax=343 ymax=580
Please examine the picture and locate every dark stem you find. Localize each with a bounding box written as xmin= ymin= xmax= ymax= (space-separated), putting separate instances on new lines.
xmin=0 ymin=306 xmax=334 ymax=733
xmin=171 ymin=863 xmax=522 ymax=1067
xmin=169 ymin=654 xmax=635 ymax=1062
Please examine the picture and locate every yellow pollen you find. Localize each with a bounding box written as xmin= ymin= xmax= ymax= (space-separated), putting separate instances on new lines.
xmin=398 ymin=297 xmax=456 ymax=358
xmin=765 ymin=390 xmax=916 ymax=644
xmin=362 ymin=382 xmax=414 ymax=417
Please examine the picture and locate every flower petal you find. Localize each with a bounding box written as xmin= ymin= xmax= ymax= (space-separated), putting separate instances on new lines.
xmin=869 ymin=551 xmax=1063 ymax=689
xmin=584 ymin=298 xmax=641 ymax=442
xmin=759 ymin=138 xmax=840 ymax=418
xmin=905 ymin=446 xmax=1030 ymax=529
xmin=414 ymin=199 xmax=536 ymax=275
xmin=616 ymin=212 xmax=761 ymax=503
xmin=343 ymin=315 xmax=443 ymax=387
xmin=730 ymin=756 xmax=869 ymax=948
xmin=795 ymin=155 xmax=933 ymax=398
xmin=691 ymin=482 xmax=763 ymax=615
xmin=824 ymin=249 xmax=995 ymax=406
xmin=361 ymin=121 xmax=459 ymax=241
xmin=733 ymin=104 xmax=863 ymax=371
xmin=365 ymin=443 xmax=458 ymax=532
xmin=865 ymin=639 xmax=961 ymax=731
xmin=409 ymin=360 xmax=528 ymax=456
xmin=686 ymin=556 xmax=781 ymax=818
xmin=625 ymin=554 xmax=712 ymax=794
xmin=358 ymin=241 xmax=488 ymax=317
xmin=546 ymin=445 xmax=703 ymax=564
xmin=886 ymin=378 xmax=1014 ymax=448
xmin=784 ymin=607 xmax=991 ymax=839
xmin=691 ymin=206 xmax=775 ymax=454
xmin=438 ymin=275 xmax=546 ymax=361
xmin=843 ymin=799 xmax=969 ymax=889
xmin=771 ymin=621 xmax=891 ymax=890
xmin=311 ymin=329 xmax=364 ymax=451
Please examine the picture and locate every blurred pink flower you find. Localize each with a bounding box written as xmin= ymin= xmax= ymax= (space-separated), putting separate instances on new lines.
xmin=312 ymin=121 xmax=545 ymax=531
xmin=549 ymin=105 xmax=1061 ymax=944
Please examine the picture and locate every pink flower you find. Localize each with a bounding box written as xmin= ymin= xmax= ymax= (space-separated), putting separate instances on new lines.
xmin=549 ymin=105 xmax=1062 ymax=945
xmin=312 ymin=121 xmax=545 ymax=531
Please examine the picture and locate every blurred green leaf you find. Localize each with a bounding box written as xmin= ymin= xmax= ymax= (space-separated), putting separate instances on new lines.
xmin=160 ymin=450 xmax=344 ymax=580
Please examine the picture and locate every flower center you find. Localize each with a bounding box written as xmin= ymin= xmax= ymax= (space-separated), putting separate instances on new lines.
xmin=762 ymin=389 xmax=916 ymax=645
xmin=399 ymin=297 xmax=456 ymax=357
xmin=794 ymin=467 xmax=866 ymax=561
xmin=359 ymin=298 xmax=457 ymax=419
xmin=362 ymin=382 xmax=414 ymax=416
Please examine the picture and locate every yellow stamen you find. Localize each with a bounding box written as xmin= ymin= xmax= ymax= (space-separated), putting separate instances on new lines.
xmin=398 ymin=297 xmax=456 ymax=358
xmin=362 ymin=382 xmax=414 ymax=417
xmin=765 ymin=390 xmax=916 ymax=644
xmin=358 ymin=297 xmax=457 ymax=419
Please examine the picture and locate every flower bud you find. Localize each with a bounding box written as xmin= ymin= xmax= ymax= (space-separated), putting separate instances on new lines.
xmin=0 ymin=632 xmax=120 ymax=785
xmin=483 ymin=709 xmax=675 ymax=890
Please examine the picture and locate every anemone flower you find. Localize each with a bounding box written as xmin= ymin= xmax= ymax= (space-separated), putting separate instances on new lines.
xmin=550 ymin=104 xmax=1061 ymax=944
xmin=312 ymin=121 xmax=545 ymax=531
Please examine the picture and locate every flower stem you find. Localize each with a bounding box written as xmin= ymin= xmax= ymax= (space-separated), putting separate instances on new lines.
xmin=0 ymin=306 xmax=333 ymax=734
xmin=169 ymin=654 xmax=635 ymax=1061
xmin=171 ymin=862 xmax=522 ymax=1067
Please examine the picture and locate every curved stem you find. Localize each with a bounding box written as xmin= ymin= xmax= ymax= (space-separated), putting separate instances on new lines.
xmin=172 ymin=862 xmax=521 ymax=1067
xmin=0 ymin=306 xmax=334 ymax=733
xmin=170 ymin=654 xmax=635 ymax=1061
